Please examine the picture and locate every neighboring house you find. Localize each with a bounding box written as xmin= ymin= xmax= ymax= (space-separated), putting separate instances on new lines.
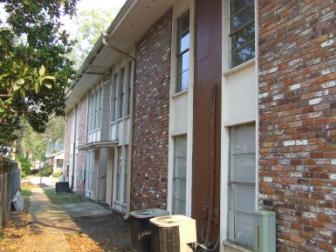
xmin=45 ymin=140 xmax=64 ymax=173
xmin=64 ymin=1 xmax=336 ymax=252
xmin=46 ymin=150 xmax=64 ymax=174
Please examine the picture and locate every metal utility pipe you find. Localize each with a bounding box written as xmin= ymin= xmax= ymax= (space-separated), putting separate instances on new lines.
xmin=205 ymin=86 xmax=217 ymax=249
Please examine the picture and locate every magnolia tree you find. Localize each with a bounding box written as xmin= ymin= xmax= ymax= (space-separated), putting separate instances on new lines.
xmin=0 ymin=0 xmax=77 ymax=145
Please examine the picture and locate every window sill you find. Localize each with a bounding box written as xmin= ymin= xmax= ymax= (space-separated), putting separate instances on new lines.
xmin=172 ymin=89 xmax=188 ymax=99
xmin=223 ymin=59 xmax=255 ymax=77
xmin=223 ymin=241 xmax=252 ymax=252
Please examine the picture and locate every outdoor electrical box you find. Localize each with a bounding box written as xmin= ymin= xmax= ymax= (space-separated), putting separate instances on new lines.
xmin=253 ymin=210 xmax=276 ymax=252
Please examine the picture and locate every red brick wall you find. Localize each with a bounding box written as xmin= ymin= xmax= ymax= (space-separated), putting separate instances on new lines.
xmin=258 ymin=1 xmax=336 ymax=251
xmin=64 ymin=97 xmax=88 ymax=195
xmin=75 ymin=97 xmax=88 ymax=195
xmin=131 ymin=10 xmax=172 ymax=210
xmin=64 ymin=109 xmax=74 ymax=178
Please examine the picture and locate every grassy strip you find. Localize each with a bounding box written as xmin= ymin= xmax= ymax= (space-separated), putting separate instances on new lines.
xmin=43 ymin=188 xmax=87 ymax=205
xmin=21 ymin=184 xmax=33 ymax=197
xmin=21 ymin=189 xmax=31 ymax=197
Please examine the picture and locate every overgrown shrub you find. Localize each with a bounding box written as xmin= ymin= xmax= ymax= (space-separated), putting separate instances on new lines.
xmin=16 ymin=155 xmax=32 ymax=177
xmin=40 ymin=165 xmax=53 ymax=177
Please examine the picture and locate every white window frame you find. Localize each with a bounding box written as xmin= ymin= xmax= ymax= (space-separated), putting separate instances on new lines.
xmin=175 ymin=11 xmax=190 ymax=93
xmin=87 ymin=84 xmax=102 ymax=142
xmin=229 ymin=0 xmax=255 ymax=68
xmin=110 ymin=62 xmax=133 ymax=123
xmin=112 ymin=145 xmax=129 ymax=212
xmin=227 ymin=124 xmax=256 ymax=249
xmin=85 ymin=150 xmax=95 ymax=199
xmin=172 ymin=135 xmax=187 ymax=215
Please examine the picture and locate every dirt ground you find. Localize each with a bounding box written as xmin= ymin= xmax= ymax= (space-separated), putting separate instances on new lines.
xmin=0 ymin=183 xmax=133 ymax=252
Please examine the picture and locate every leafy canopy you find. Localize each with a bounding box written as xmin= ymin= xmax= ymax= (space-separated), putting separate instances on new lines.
xmin=0 ymin=0 xmax=77 ymax=145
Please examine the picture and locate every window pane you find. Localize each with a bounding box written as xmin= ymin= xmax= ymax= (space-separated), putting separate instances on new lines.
xmin=126 ymin=62 xmax=132 ymax=115
xmin=231 ymin=0 xmax=253 ymax=16
xmin=181 ymin=52 xmax=189 ymax=72
xmin=111 ymin=74 xmax=118 ymax=121
xmin=172 ymin=135 xmax=187 ymax=215
xmin=230 ymin=154 xmax=255 ymax=182
xmin=231 ymin=2 xmax=254 ymax=30
xmin=228 ymin=124 xmax=255 ymax=249
xmin=231 ymin=24 xmax=255 ymax=49
xmin=230 ymin=0 xmax=255 ymax=67
xmin=123 ymin=146 xmax=128 ymax=203
xmin=231 ymin=125 xmax=255 ymax=154
xmin=97 ymin=87 xmax=102 ymax=128
xmin=176 ymin=11 xmax=190 ymax=93
xmin=116 ymin=147 xmax=122 ymax=201
xmin=234 ymin=212 xmax=254 ymax=248
xmin=177 ymin=52 xmax=189 ymax=92
xmin=179 ymin=33 xmax=190 ymax=53
xmin=118 ymin=68 xmax=125 ymax=118
xmin=230 ymin=184 xmax=255 ymax=213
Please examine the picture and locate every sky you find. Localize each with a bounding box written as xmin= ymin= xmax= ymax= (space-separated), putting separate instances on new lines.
xmin=0 ymin=0 xmax=126 ymax=27
xmin=62 ymin=0 xmax=126 ymax=32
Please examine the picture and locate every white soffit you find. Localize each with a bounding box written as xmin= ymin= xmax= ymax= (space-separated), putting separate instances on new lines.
xmin=65 ymin=0 xmax=174 ymax=113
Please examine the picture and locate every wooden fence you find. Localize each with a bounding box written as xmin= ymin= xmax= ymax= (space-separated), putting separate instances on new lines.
xmin=0 ymin=156 xmax=20 ymax=229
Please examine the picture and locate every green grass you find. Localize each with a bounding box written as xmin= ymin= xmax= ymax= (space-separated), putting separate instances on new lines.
xmin=43 ymin=188 xmax=87 ymax=205
xmin=21 ymin=184 xmax=33 ymax=197
xmin=21 ymin=189 xmax=31 ymax=197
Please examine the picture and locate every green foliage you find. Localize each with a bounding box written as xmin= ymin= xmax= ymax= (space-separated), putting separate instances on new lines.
xmin=16 ymin=154 xmax=32 ymax=177
xmin=52 ymin=171 xmax=62 ymax=178
xmin=21 ymin=188 xmax=31 ymax=197
xmin=20 ymin=116 xmax=64 ymax=161
xmin=39 ymin=164 xmax=53 ymax=177
xmin=0 ymin=0 xmax=77 ymax=145
xmin=69 ymin=8 xmax=115 ymax=69
xmin=43 ymin=188 xmax=87 ymax=204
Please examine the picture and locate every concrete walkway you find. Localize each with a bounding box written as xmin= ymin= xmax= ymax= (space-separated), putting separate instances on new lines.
xmin=22 ymin=186 xmax=114 ymax=252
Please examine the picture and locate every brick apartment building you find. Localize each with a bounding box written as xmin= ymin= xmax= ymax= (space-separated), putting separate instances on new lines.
xmin=64 ymin=0 xmax=336 ymax=251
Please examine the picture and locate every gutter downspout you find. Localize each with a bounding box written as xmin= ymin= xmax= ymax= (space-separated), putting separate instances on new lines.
xmin=71 ymin=105 xmax=78 ymax=190
xmin=123 ymin=59 xmax=135 ymax=220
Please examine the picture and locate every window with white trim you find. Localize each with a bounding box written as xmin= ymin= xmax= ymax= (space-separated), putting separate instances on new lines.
xmin=230 ymin=0 xmax=255 ymax=67
xmin=228 ymin=124 xmax=256 ymax=248
xmin=126 ymin=61 xmax=132 ymax=115
xmin=85 ymin=150 xmax=94 ymax=199
xmin=111 ymin=62 xmax=133 ymax=122
xmin=116 ymin=146 xmax=122 ymax=202
xmin=88 ymin=86 xmax=102 ymax=132
xmin=172 ymin=135 xmax=187 ymax=214
xmin=176 ymin=11 xmax=190 ymax=92
xmin=118 ymin=67 xmax=125 ymax=119
xmin=114 ymin=145 xmax=128 ymax=207
xmin=111 ymin=73 xmax=118 ymax=122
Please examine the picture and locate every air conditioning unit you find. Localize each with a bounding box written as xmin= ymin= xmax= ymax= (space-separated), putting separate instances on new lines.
xmin=150 ymin=215 xmax=197 ymax=252
xmin=254 ymin=210 xmax=276 ymax=252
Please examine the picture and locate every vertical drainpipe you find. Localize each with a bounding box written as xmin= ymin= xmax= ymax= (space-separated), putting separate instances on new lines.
xmin=71 ymin=105 xmax=78 ymax=190
xmin=124 ymin=59 xmax=135 ymax=219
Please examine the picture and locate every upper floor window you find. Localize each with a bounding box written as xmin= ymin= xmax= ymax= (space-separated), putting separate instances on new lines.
xmin=176 ymin=11 xmax=190 ymax=93
xmin=88 ymin=86 xmax=102 ymax=132
xmin=230 ymin=0 xmax=255 ymax=67
xmin=126 ymin=61 xmax=132 ymax=115
xmin=111 ymin=61 xmax=133 ymax=122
